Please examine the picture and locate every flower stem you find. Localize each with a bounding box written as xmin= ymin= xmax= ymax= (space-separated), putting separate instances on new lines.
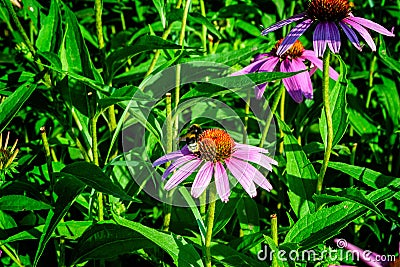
xmin=279 ymin=85 xmax=286 ymax=154
xmin=271 ymin=214 xmax=278 ymax=267
xmin=40 ymin=127 xmax=54 ymax=202
xmin=0 ymin=244 xmax=24 ymax=267
xmin=259 ymin=83 xmax=285 ymax=147
xmin=91 ymin=113 xmax=104 ymax=221
xmin=199 ymin=0 xmax=207 ymax=54
xmin=205 ymin=184 xmax=217 ymax=267
xmin=162 ymin=93 xmax=173 ymax=232
xmin=316 ymin=50 xmax=333 ymax=196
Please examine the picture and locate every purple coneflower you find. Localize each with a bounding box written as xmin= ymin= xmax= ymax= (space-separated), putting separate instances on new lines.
xmin=261 ymin=0 xmax=395 ymax=57
xmin=152 ymin=128 xmax=277 ymax=202
xmin=331 ymin=238 xmax=400 ymax=267
xmin=233 ymin=39 xmax=339 ymax=103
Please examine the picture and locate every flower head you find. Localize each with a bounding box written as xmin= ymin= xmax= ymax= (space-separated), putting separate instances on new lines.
xmin=0 ymin=132 xmax=19 ymax=180
xmin=232 ymin=39 xmax=339 ymax=102
xmin=331 ymin=238 xmax=400 ymax=267
xmin=153 ymin=128 xmax=278 ymax=202
xmin=261 ymin=0 xmax=395 ymax=57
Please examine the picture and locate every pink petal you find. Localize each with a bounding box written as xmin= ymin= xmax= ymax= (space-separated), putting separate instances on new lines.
xmin=291 ymin=58 xmax=314 ymax=100
xmin=313 ymin=22 xmax=329 ymax=57
xmin=231 ymin=58 xmax=267 ymax=76
xmin=339 ymin=21 xmax=362 ymax=51
xmin=280 ymin=59 xmax=303 ymax=103
xmin=214 ymin=162 xmax=230 ymax=202
xmin=164 ymin=159 xmax=202 ymax=190
xmin=346 ymin=17 xmax=395 ymax=36
xmin=234 ymin=143 xmax=270 ymax=154
xmin=277 ymin=19 xmax=313 ymax=56
xmin=225 ymin=158 xmax=257 ymax=197
xmin=301 ymin=50 xmax=339 ymax=80
xmin=153 ymin=145 xmax=192 ymax=166
xmin=162 ymin=155 xmax=199 ymax=180
xmin=342 ymin=18 xmax=376 ymax=51
xmin=191 ymin=161 xmax=214 ymax=198
xmin=255 ymin=83 xmax=268 ymax=99
xmin=255 ymin=56 xmax=280 ymax=99
xmin=232 ymin=150 xmax=278 ymax=171
xmin=261 ymin=13 xmax=307 ymax=36
xmin=326 ymin=22 xmax=341 ymax=54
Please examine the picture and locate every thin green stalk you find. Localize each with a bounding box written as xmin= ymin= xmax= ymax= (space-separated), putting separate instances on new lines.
xmin=40 ymin=127 xmax=54 ymax=201
xmin=271 ymin=214 xmax=278 ymax=267
xmin=279 ymin=86 xmax=285 ymax=154
xmin=3 ymin=0 xmax=37 ymax=63
xmin=199 ymin=0 xmax=207 ymax=54
xmin=316 ymin=50 xmax=333 ymax=196
xmin=243 ymin=86 xmax=251 ymax=144
xmin=91 ymin=114 xmax=103 ymax=221
xmin=349 ymin=143 xmax=357 ymax=187
xmin=0 ymin=244 xmax=24 ymax=267
xmin=94 ymin=0 xmax=105 ymax=50
xmin=366 ymin=55 xmax=377 ymax=109
xmin=205 ymin=185 xmax=217 ymax=267
xmin=259 ymin=83 xmax=285 ymax=147
xmin=162 ymin=93 xmax=173 ymax=232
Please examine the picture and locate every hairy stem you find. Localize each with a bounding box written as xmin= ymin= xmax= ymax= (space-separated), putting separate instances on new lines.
xmin=316 ymin=50 xmax=333 ymax=196
xmin=205 ymin=185 xmax=217 ymax=267
xmin=271 ymin=214 xmax=278 ymax=267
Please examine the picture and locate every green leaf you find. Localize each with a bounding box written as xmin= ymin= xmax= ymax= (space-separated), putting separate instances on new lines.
xmin=182 ymin=70 xmax=304 ymax=100
xmin=59 ymin=162 xmax=140 ymax=202
xmin=36 ymin=0 xmax=60 ymax=52
xmin=213 ymin=195 xmax=241 ymax=236
xmin=152 ymin=0 xmax=166 ymax=29
xmin=283 ymin=184 xmax=400 ymax=249
xmin=237 ymin=197 xmax=260 ymax=235
xmin=313 ymin=188 xmax=385 ymax=218
xmin=113 ymin=214 xmax=204 ymax=267
xmin=378 ymin=36 xmax=400 ymax=74
xmin=98 ymin=85 xmax=155 ymax=109
xmin=0 ymin=195 xmax=51 ymax=211
xmin=105 ymin=35 xmax=182 ymax=81
xmin=277 ymin=116 xmax=317 ymax=218
xmin=72 ymin=222 xmax=156 ymax=264
xmin=327 ymin=161 xmax=399 ymax=190
xmin=0 ymin=82 xmax=36 ymax=132
xmin=320 ymin=55 xmax=349 ymax=147
xmin=210 ymin=242 xmax=265 ymax=267
xmin=374 ymin=76 xmax=400 ymax=127
xmin=34 ymin=175 xmax=86 ymax=267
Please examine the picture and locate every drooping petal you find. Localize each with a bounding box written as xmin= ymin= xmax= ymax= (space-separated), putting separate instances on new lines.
xmin=232 ymin=150 xmax=278 ymax=171
xmin=164 ymin=159 xmax=202 ymax=190
xmin=334 ymin=239 xmax=382 ymax=267
xmin=313 ymin=22 xmax=329 ymax=57
xmin=291 ymin=58 xmax=314 ymax=100
xmin=342 ymin=18 xmax=376 ymax=51
xmin=301 ymin=50 xmax=339 ymax=80
xmin=255 ymin=56 xmax=280 ymax=99
xmin=280 ymin=59 xmax=303 ymax=103
xmin=255 ymin=83 xmax=268 ymax=99
xmin=191 ymin=161 xmax=214 ymax=198
xmin=153 ymin=145 xmax=192 ymax=166
xmin=234 ymin=143 xmax=270 ymax=154
xmin=346 ymin=17 xmax=395 ymax=36
xmin=261 ymin=12 xmax=307 ymax=36
xmin=253 ymin=53 xmax=270 ymax=62
xmin=231 ymin=58 xmax=267 ymax=76
xmin=326 ymin=22 xmax=341 ymax=54
xmin=225 ymin=158 xmax=257 ymax=197
xmin=339 ymin=21 xmax=362 ymax=51
xmin=277 ymin=19 xmax=313 ymax=56
xmin=162 ymin=155 xmax=199 ymax=180
xmin=214 ymin=162 xmax=230 ymax=202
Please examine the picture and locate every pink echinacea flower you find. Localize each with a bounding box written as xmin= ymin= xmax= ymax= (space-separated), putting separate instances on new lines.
xmin=153 ymin=128 xmax=278 ymax=202
xmin=233 ymin=39 xmax=339 ymax=103
xmin=261 ymin=0 xmax=395 ymax=57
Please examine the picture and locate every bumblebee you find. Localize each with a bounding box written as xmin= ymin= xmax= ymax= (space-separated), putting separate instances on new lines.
xmin=182 ymin=124 xmax=203 ymax=154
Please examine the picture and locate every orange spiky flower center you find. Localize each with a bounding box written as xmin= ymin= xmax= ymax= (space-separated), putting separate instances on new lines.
xmin=271 ymin=39 xmax=305 ymax=59
xmin=307 ymin=0 xmax=350 ymax=22
xmin=198 ymin=129 xmax=235 ymax=162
